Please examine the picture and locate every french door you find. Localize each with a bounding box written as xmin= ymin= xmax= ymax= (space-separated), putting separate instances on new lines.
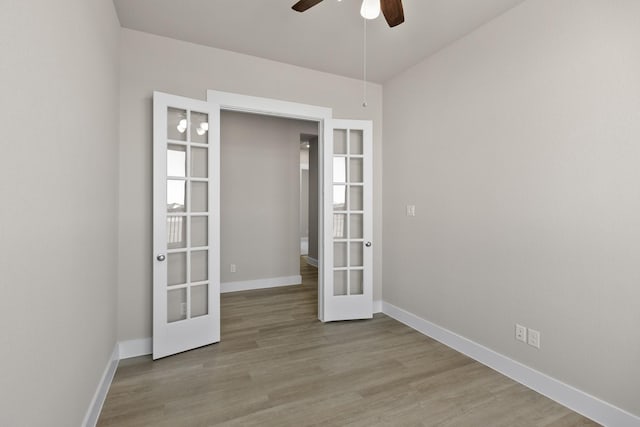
xmin=152 ymin=91 xmax=373 ymax=359
xmin=322 ymin=119 xmax=373 ymax=321
xmin=152 ymin=92 xmax=220 ymax=359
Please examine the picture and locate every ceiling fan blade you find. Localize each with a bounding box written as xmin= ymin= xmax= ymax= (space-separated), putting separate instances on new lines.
xmin=292 ymin=0 xmax=324 ymax=12
xmin=380 ymin=0 xmax=405 ymax=27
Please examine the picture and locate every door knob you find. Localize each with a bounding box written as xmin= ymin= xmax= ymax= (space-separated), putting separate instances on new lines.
xmin=157 ymin=254 xmax=166 ymax=261
xmin=365 ymin=242 xmax=372 ymax=247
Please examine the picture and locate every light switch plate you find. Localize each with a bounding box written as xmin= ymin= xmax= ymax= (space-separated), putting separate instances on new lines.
xmin=406 ymin=205 xmax=416 ymax=216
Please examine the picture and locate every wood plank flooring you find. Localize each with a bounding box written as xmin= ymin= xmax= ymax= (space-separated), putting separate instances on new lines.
xmin=98 ymin=260 xmax=599 ymax=426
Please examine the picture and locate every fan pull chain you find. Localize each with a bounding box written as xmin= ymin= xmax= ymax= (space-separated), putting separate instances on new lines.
xmin=362 ymin=17 xmax=368 ymax=108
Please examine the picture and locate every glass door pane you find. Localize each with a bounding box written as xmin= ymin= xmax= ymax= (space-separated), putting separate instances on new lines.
xmin=165 ymin=105 xmax=211 ymax=323
xmin=332 ymin=126 xmax=366 ymax=297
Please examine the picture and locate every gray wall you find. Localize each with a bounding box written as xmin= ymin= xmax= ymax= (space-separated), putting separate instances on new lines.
xmin=383 ymin=0 xmax=640 ymax=416
xmin=118 ymin=29 xmax=383 ymax=342
xmin=308 ymin=137 xmax=320 ymax=261
xmin=300 ymin=146 xmax=310 ymax=242
xmin=0 ymin=1 xmax=120 ymax=425
xmin=300 ymin=168 xmax=309 ymax=241
xmin=220 ymin=111 xmax=317 ymax=283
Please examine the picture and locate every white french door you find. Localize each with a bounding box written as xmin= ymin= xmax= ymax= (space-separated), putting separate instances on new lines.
xmin=152 ymin=92 xmax=220 ymax=359
xmin=151 ymin=90 xmax=373 ymax=357
xmin=322 ymin=119 xmax=373 ymax=321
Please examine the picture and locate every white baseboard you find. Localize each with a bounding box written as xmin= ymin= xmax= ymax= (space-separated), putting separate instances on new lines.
xmin=82 ymin=344 xmax=119 ymax=427
xmin=119 ymin=337 xmax=152 ymax=359
xmin=221 ymin=275 xmax=302 ymax=293
xmin=304 ymin=256 xmax=318 ymax=267
xmin=373 ymin=299 xmax=382 ymax=314
xmin=382 ymin=302 xmax=640 ymax=427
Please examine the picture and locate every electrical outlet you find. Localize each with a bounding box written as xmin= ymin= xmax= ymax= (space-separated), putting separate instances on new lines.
xmin=230 ymin=263 xmax=236 ymax=273
xmin=528 ymin=328 xmax=541 ymax=349
xmin=180 ymin=302 xmax=187 ymax=316
xmin=515 ymin=324 xmax=527 ymax=343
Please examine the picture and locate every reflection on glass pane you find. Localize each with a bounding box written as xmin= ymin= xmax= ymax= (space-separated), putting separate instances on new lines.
xmin=168 ymin=252 xmax=186 ymax=286
xmin=191 ymin=182 xmax=208 ymax=212
xmin=350 ymin=186 xmax=363 ymax=211
xmin=350 ymin=243 xmax=363 ymax=267
xmin=333 ymin=214 xmax=347 ymax=239
xmin=167 ymin=288 xmax=187 ymax=323
xmin=168 ymin=108 xmax=187 ymax=141
xmin=350 ymin=270 xmax=364 ymax=295
xmin=333 ymin=157 xmax=346 ymax=183
xmin=167 ymin=145 xmax=186 ymax=177
xmin=334 ymin=242 xmax=347 ymax=268
xmin=350 ymin=130 xmax=363 ymax=155
xmin=334 ymin=129 xmax=347 ymax=154
xmin=191 ymin=216 xmax=208 ymax=247
xmin=333 ymin=185 xmax=346 ymax=211
xmin=191 ymin=147 xmax=208 ymax=178
xmin=167 ymin=216 xmax=186 ymax=249
xmin=191 ymin=285 xmax=208 ymax=318
xmin=167 ymin=180 xmax=186 ymax=212
xmin=350 ymin=158 xmax=363 ymax=183
xmin=334 ymin=271 xmax=348 ymax=296
xmin=191 ymin=250 xmax=208 ymax=283
xmin=350 ymin=214 xmax=363 ymax=239
xmin=191 ymin=111 xmax=209 ymax=144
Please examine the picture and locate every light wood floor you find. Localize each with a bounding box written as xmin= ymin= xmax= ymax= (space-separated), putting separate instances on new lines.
xmin=98 ymin=260 xmax=599 ymax=426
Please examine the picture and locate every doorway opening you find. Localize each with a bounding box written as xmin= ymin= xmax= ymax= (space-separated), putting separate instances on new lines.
xmin=218 ymin=111 xmax=320 ymax=318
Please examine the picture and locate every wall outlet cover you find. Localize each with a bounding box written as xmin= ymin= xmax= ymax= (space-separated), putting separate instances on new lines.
xmin=515 ymin=324 xmax=527 ymax=343
xmin=528 ymin=328 xmax=541 ymax=349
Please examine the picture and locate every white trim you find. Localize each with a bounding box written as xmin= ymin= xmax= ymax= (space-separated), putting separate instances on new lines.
xmin=207 ymin=90 xmax=332 ymax=121
xmin=373 ymin=300 xmax=382 ymax=314
xmin=221 ymin=275 xmax=302 ymax=293
xmin=304 ymin=256 xmax=318 ymax=267
xmin=82 ymin=344 xmax=119 ymax=427
xmin=382 ymin=302 xmax=640 ymax=427
xmin=119 ymin=338 xmax=153 ymax=359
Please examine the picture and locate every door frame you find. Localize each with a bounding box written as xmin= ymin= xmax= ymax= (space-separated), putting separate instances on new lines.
xmin=207 ymin=90 xmax=332 ymax=321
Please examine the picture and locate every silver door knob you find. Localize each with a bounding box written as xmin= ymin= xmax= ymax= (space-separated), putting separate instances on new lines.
xmin=365 ymin=242 xmax=372 ymax=247
xmin=157 ymin=254 xmax=166 ymax=261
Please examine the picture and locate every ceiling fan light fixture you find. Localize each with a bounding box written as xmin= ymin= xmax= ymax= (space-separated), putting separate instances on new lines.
xmin=177 ymin=118 xmax=187 ymax=134
xmin=360 ymin=0 xmax=380 ymax=20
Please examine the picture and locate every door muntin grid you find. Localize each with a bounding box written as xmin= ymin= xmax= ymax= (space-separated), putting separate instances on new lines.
xmin=332 ymin=128 xmax=365 ymax=296
xmin=166 ymin=108 xmax=210 ymax=322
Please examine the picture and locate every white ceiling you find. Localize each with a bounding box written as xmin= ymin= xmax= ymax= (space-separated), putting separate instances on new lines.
xmin=113 ymin=0 xmax=526 ymax=83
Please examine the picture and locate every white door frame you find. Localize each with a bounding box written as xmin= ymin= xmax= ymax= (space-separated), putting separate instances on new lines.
xmin=207 ymin=90 xmax=332 ymax=321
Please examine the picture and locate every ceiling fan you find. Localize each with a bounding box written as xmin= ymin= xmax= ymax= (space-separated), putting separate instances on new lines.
xmin=292 ymin=0 xmax=405 ymax=28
